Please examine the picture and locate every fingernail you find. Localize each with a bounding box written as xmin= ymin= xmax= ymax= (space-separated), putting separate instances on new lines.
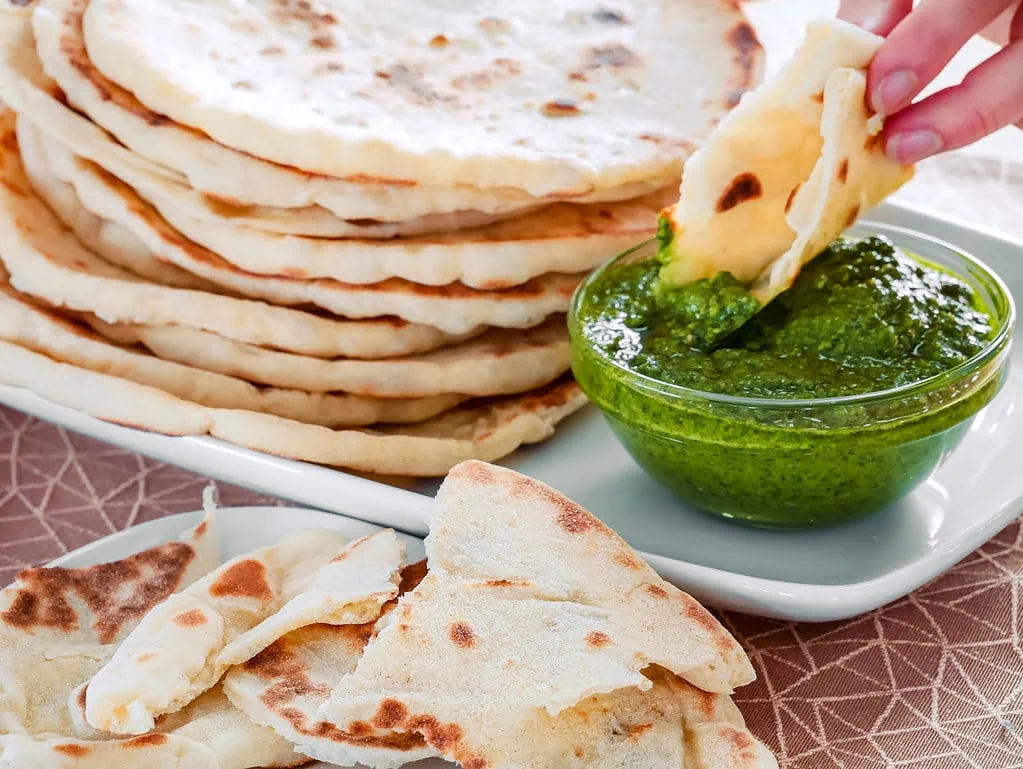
xmin=872 ymin=69 xmax=918 ymax=114
xmin=887 ymin=129 xmax=944 ymax=163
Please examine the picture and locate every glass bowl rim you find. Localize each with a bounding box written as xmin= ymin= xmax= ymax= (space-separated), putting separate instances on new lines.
xmin=569 ymin=219 xmax=1016 ymax=410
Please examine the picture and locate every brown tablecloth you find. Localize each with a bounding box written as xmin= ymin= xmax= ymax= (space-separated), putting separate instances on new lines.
xmin=3 ymin=158 xmax=1023 ymax=768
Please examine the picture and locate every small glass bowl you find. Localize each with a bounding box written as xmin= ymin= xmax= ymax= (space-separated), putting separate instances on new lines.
xmin=569 ymin=221 xmax=1016 ymax=528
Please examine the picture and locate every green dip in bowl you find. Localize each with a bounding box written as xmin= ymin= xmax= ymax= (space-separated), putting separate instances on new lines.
xmin=569 ymin=222 xmax=1015 ymax=528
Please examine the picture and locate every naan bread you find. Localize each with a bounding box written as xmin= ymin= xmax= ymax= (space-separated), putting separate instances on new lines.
xmin=224 ymin=562 xmax=440 ymax=766
xmin=0 ymin=338 xmax=586 ymax=474
xmin=29 ymin=130 xmax=583 ymax=334
xmin=22 ymin=0 xmax=672 ymax=222
xmin=18 ymin=115 xmax=216 ymax=292
xmin=219 ymin=531 xmax=406 ymax=666
xmin=85 ymin=529 xmax=404 ymax=735
xmin=0 ymin=279 xmax=467 ymax=427
xmin=84 ymin=529 xmax=345 ymax=734
xmin=319 ymin=461 xmax=756 ymax=767
xmin=749 ymin=67 xmax=914 ymax=303
xmin=75 ymin=0 xmax=759 ymax=195
xmin=228 ymin=561 xmax=775 ymax=769
xmin=660 ymin=17 xmax=905 ymax=287
xmin=0 ymin=515 xmax=218 ymax=739
xmin=0 ymin=111 xmax=474 ymax=359
xmin=82 ymin=316 xmax=568 ymax=398
xmin=33 ymin=113 xmax=665 ymax=287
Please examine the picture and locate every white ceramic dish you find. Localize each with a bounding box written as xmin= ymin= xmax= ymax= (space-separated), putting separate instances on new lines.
xmin=7 ymin=200 xmax=1023 ymax=622
xmin=48 ymin=506 xmax=446 ymax=769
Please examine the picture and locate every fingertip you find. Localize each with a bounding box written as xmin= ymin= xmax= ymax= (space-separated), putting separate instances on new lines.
xmin=885 ymin=129 xmax=945 ymax=164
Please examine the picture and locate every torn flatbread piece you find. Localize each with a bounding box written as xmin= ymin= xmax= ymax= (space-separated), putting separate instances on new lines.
xmin=659 ymin=17 xmax=911 ymax=292
xmin=317 ymin=461 xmax=756 ymax=767
xmin=750 ymin=67 xmax=913 ymax=303
xmin=85 ymin=528 xmax=403 ymax=734
xmin=223 ymin=562 xmax=438 ymax=767
xmin=0 ymin=513 xmax=218 ymax=739
xmin=219 ymin=530 xmax=405 ymax=666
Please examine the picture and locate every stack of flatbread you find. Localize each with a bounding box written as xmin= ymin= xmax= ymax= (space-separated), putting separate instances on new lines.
xmin=0 ymin=463 xmax=778 ymax=768
xmin=0 ymin=0 xmax=762 ymax=476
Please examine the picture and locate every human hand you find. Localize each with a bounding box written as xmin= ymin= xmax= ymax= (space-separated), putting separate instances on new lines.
xmin=837 ymin=0 xmax=1023 ymax=163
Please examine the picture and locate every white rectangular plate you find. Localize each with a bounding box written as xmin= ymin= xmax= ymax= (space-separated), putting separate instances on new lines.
xmin=5 ymin=200 xmax=1022 ymax=621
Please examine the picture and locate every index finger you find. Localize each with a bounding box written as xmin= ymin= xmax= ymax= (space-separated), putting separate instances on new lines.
xmin=868 ymin=0 xmax=1016 ymax=115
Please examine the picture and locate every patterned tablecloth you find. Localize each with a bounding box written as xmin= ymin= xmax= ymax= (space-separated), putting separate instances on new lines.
xmin=4 ymin=7 xmax=1023 ymax=768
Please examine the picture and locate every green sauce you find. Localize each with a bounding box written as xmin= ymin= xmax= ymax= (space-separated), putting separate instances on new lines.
xmin=571 ymin=235 xmax=1011 ymax=527
xmin=582 ymin=236 xmax=993 ymax=398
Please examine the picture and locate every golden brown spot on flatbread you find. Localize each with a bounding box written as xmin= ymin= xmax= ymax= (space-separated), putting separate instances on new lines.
xmin=172 ymin=608 xmax=208 ymax=627
xmin=399 ymin=561 xmax=428 ymax=595
xmin=568 ymin=71 xmax=587 ymax=82
xmin=864 ymin=133 xmax=882 ymax=152
xmin=246 ymin=639 xmax=332 ymax=705
xmin=449 ymin=622 xmax=476 ymax=648
xmin=837 ymin=158 xmax=850 ymax=184
xmin=77 ymin=684 xmax=88 ymax=710
xmin=784 ymin=183 xmax=801 ymax=214
xmin=271 ymin=0 xmax=337 ymax=28
xmin=574 ymin=746 xmax=585 ymax=758
xmin=122 ymin=733 xmax=169 ymax=748
xmin=727 ymin=21 xmax=760 ymax=75
xmin=692 ymin=685 xmax=719 ymax=718
xmin=845 ymin=205 xmax=861 ymax=228
xmin=260 ymin=44 xmax=285 ymax=56
xmin=581 ymin=44 xmax=640 ymax=70
xmin=194 ymin=520 xmax=209 ymax=537
xmin=811 ymin=91 xmax=825 ymax=104
xmin=310 ymin=34 xmax=335 ymax=50
xmin=646 ymin=585 xmax=669 ymax=599
xmin=373 ymin=699 xmax=409 ymax=729
xmin=682 ymin=598 xmax=737 ymax=654
xmin=209 ymin=559 xmax=273 ymax=601
xmin=135 ymin=652 xmax=157 ymax=663
xmin=592 ymin=7 xmax=627 ymax=24
xmin=717 ymin=172 xmax=763 ymax=212
xmin=0 ymin=542 xmax=195 ymax=644
xmin=542 ymin=98 xmax=581 ymax=117
xmin=586 ymin=631 xmax=611 ymax=648
xmin=625 ymin=723 xmax=653 ymax=739
xmin=481 ymin=579 xmax=528 ymax=588
xmin=614 ymin=552 xmax=641 ymax=570
xmin=726 ymin=727 xmax=756 ymax=752
xmin=406 ymin=715 xmax=464 ymax=752
xmin=54 ymin=744 xmax=90 ymax=757
xmin=430 ymin=34 xmax=449 ymax=48
xmin=348 ymin=721 xmax=371 ymax=737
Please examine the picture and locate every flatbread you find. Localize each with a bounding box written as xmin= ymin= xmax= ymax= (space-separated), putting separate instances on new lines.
xmin=0 ymin=282 xmax=469 ymax=425
xmin=30 ymin=115 xmax=665 ymax=288
xmin=660 ymin=17 xmax=888 ymax=286
xmin=0 ymin=514 xmax=218 ymax=738
xmin=75 ymin=0 xmax=758 ymax=195
xmin=223 ymin=562 xmax=439 ymax=767
xmin=0 ymin=112 xmax=475 ymax=359
xmin=86 ymin=528 xmax=403 ymax=735
xmin=19 ymin=115 xmax=217 ymax=292
xmin=20 ymin=0 xmax=672 ymax=223
xmin=227 ymin=561 xmax=775 ymax=769
xmin=0 ymin=340 xmax=586 ymax=475
xmin=750 ymin=67 xmax=914 ymax=303
xmin=81 ymin=316 xmax=569 ymax=398
xmin=26 ymin=127 xmax=582 ymax=334
xmin=318 ymin=460 xmax=757 ymax=766
xmin=0 ymin=513 xmax=307 ymax=769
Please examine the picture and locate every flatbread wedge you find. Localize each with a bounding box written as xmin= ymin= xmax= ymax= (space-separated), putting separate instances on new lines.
xmin=84 ymin=529 xmax=404 ymax=735
xmin=659 ymin=17 xmax=911 ymax=292
xmin=318 ymin=461 xmax=757 ymax=767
